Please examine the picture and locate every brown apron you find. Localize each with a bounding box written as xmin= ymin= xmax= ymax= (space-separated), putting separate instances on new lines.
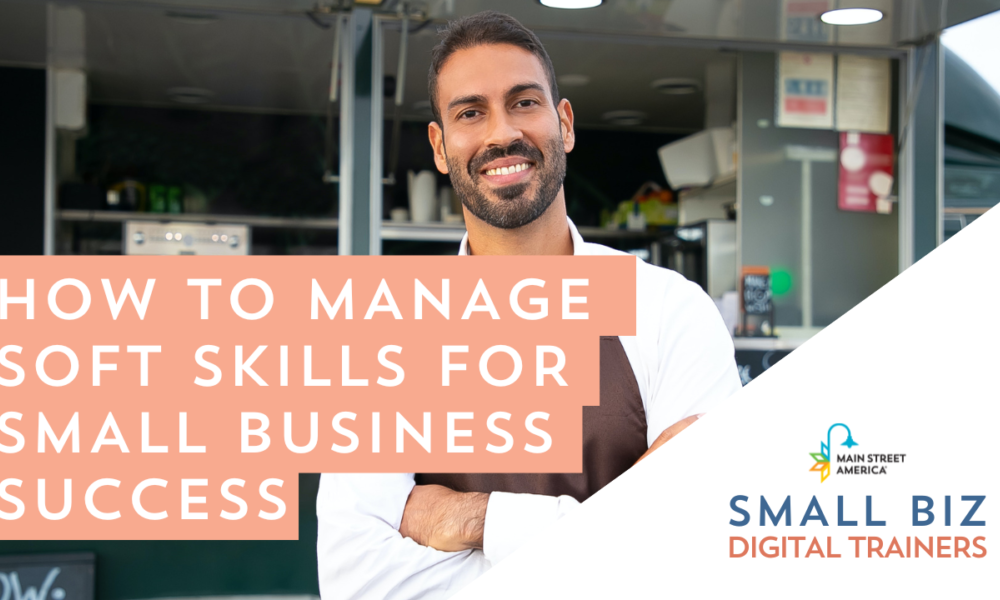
xmin=417 ymin=336 xmax=647 ymax=503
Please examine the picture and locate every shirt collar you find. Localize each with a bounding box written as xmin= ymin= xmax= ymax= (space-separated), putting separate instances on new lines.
xmin=458 ymin=216 xmax=586 ymax=256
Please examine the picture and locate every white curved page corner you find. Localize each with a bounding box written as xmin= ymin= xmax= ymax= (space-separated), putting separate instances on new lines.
xmin=455 ymin=207 xmax=1000 ymax=598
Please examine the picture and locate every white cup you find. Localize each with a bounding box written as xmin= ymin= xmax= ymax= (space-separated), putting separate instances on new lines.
xmin=409 ymin=170 xmax=438 ymax=223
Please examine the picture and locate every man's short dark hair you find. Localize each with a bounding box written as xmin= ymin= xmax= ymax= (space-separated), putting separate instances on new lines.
xmin=428 ymin=11 xmax=560 ymax=125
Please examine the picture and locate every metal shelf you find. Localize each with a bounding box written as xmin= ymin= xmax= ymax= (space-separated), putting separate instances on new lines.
xmin=943 ymin=206 xmax=992 ymax=215
xmin=381 ymin=222 xmax=466 ymax=242
xmin=57 ymin=209 xmax=340 ymax=230
xmin=732 ymin=337 xmax=806 ymax=351
xmin=732 ymin=327 xmax=821 ymax=351
xmin=57 ymin=210 xmax=673 ymax=243
xmin=576 ymin=226 xmax=673 ymax=239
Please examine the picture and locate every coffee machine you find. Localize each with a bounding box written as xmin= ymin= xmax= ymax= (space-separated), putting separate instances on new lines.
xmin=663 ymin=219 xmax=737 ymax=298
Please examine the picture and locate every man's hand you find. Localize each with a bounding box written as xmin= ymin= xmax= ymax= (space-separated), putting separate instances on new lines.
xmin=634 ymin=413 xmax=704 ymax=464
xmin=399 ymin=484 xmax=489 ymax=552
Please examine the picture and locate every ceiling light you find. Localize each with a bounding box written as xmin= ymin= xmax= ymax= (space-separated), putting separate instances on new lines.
xmin=539 ymin=0 xmax=603 ymax=9
xmin=602 ymin=110 xmax=647 ymax=126
xmin=558 ymin=74 xmax=590 ymax=87
xmin=820 ymin=8 xmax=883 ymax=25
xmin=167 ymin=87 xmax=214 ymax=105
xmin=650 ymin=78 xmax=701 ymax=95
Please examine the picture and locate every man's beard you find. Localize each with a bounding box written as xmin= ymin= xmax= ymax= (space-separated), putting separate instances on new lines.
xmin=445 ymin=137 xmax=566 ymax=230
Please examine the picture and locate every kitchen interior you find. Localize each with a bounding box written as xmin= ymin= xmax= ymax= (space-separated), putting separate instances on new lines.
xmin=12 ymin=1 xmax=935 ymax=370
xmin=2 ymin=0 xmax=1000 ymax=597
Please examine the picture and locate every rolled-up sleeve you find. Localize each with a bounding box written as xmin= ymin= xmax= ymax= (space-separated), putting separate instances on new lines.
xmin=482 ymin=491 xmax=581 ymax=565
xmin=317 ymin=473 xmax=490 ymax=600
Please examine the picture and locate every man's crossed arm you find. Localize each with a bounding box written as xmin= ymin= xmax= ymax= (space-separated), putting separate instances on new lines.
xmin=400 ymin=485 xmax=489 ymax=552
xmin=398 ymin=413 xmax=702 ymax=552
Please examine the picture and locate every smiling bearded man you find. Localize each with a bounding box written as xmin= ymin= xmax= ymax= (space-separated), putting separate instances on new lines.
xmin=449 ymin=136 xmax=564 ymax=229
xmin=316 ymin=11 xmax=743 ymax=600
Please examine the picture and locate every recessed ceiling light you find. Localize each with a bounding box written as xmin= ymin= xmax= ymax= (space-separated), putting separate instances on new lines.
xmin=820 ymin=8 xmax=883 ymax=25
xmin=539 ymin=0 xmax=603 ymax=9
xmin=650 ymin=78 xmax=701 ymax=95
xmin=167 ymin=87 xmax=214 ymax=105
xmin=602 ymin=110 xmax=647 ymax=126
xmin=558 ymin=74 xmax=590 ymax=87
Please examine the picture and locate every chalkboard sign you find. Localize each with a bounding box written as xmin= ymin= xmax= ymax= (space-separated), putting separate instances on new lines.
xmin=0 ymin=553 xmax=94 ymax=600
xmin=735 ymin=349 xmax=792 ymax=384
xmin=742 ymin=272 xmax=772 ymax=315
xmin=739 ymin=266 xmax=774 ymax=337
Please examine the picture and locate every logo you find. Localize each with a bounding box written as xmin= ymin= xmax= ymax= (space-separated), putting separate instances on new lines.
xmin=808 ymin=424 xmax=908 ymax=482
xmin=809 ymin=423 xmax=859 ymax=482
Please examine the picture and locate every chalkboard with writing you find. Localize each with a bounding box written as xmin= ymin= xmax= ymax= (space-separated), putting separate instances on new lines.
xmin=739 ymin=267 xmax=774 ymax=337
xmin=0 ymin=553 xmax=94 ymax=600
xmin=742 ymin=272 xmax=772 ymax=315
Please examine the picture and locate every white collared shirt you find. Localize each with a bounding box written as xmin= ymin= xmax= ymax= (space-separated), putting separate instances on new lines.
xmin=317 ymin=218 xmax=741 ymax=600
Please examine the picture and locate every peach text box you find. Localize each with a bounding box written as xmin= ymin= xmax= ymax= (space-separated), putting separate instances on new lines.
xmin=0 ymin=255 xmax=635 ymax=539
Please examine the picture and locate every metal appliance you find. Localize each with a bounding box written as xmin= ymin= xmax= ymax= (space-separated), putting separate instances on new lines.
xmin=124 ymin=221 xmax=250 ymax=255
xmin=664 ymin=219 xmax=736 ymax=298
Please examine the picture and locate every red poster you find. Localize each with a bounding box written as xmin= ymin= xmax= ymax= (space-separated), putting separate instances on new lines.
xmin=838 ymin=132 xmax=894 ymax=213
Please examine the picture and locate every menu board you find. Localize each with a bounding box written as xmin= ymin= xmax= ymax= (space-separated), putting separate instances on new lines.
xmin=777 ymin=52 xmax=835 ymax=130
xmin=0 ymin=553 xmax=94 ymax=600
xmin=740 ymin=266 xmax=774 ymax=337
xmin=742 ymin=271 xmax=772 ymax=315
xmin=839 ymin=132 xmax=895 ymax=213
xmin=836 ymin=55 xmax=891 ymax=134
